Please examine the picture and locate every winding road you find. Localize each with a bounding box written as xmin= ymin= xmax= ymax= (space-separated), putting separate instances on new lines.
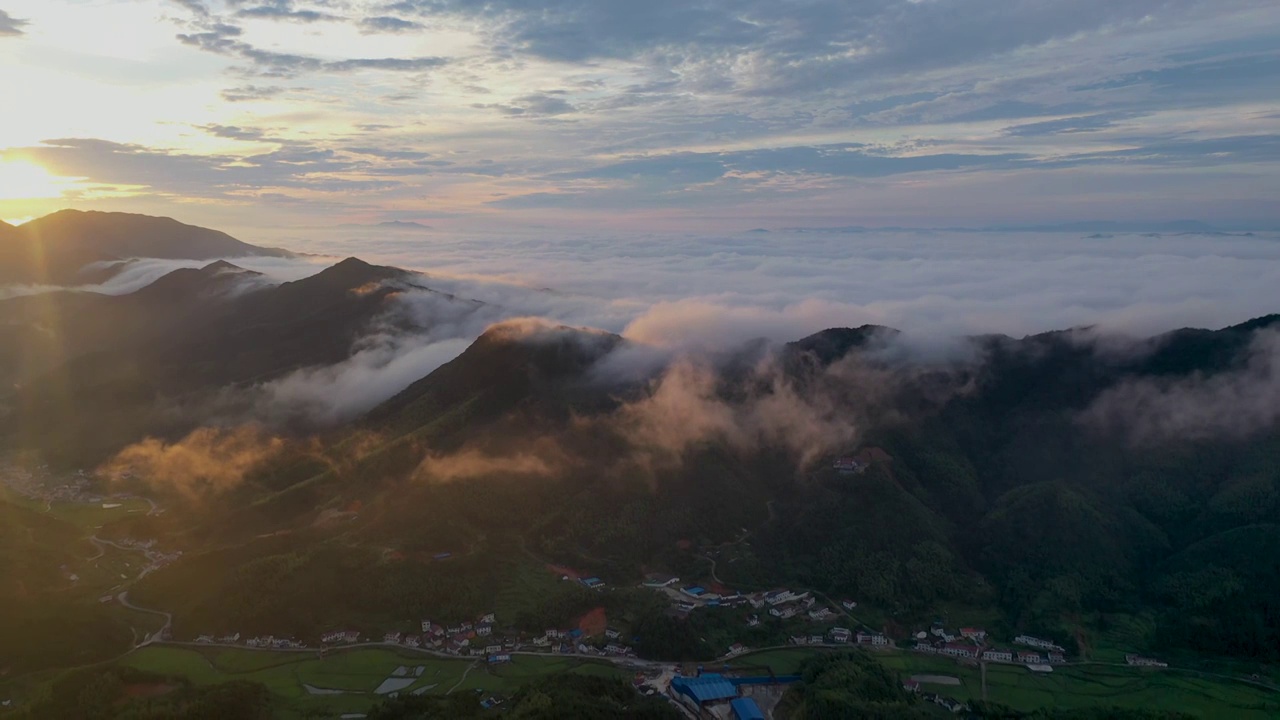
xmin=117 ymin=590 xmax=172 ymax=647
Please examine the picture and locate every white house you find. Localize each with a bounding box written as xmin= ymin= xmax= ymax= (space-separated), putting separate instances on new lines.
xmin=982 ymin=649 xmax=1013 ymax=662
xmin=830 ymin=627 xmax=852 ymax=643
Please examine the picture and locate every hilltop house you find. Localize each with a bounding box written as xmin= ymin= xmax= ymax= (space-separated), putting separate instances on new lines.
xmin=1017 ymin=651 xmax=1043 ymax=664
xmin=830 ymin=627 xmax=852 ymax=643
xmin=982 ymin=649 xmax=1013 ymax=662
xmin=833 ymin=456 xmax=868 ymax=474
xmin=960 ymin=628 xmax=986 ymax=641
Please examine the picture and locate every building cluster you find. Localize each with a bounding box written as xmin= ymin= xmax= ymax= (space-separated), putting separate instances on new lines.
xmin=192 ymin=606 xmax=643 ymax=661
xmin=793 ymin=628 xmax=889 ymax=647
xmin=913 ymin=628 xmax=1067 ymax=666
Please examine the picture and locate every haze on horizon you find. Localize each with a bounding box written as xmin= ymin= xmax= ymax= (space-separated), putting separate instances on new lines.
xmin=0 ymin=0 xmax=1277 ymax=234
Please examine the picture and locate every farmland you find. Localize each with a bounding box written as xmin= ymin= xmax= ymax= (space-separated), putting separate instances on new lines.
xmin=740 ymin=647 xmax=1280 ymax=719
xmin=114 ymin=644 xmax=628 ymax=717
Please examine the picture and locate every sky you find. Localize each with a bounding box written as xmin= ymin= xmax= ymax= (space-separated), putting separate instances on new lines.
xmin=0 ymin=0 xmax=1278 ymax=231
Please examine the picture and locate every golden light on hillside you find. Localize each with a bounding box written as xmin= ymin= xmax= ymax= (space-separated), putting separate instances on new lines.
xmin=0 ymin=160 xmax=75 ymax=201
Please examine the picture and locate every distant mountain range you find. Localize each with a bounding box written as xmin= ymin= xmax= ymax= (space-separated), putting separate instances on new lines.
xmin=0 ymin=209 xmax=292 ymax=285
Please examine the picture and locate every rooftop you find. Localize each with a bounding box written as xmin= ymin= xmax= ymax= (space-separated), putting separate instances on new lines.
xmin=730 ymin=697 xmax=766 ymax=720
xmin=671 ymin=674 xmax=738 ymax=704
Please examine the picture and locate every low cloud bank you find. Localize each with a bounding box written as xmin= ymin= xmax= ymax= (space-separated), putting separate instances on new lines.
xmin=98 ymin=425 xmax=285 ymax=499
xmin=1082 ymin=328 xmax=1280 ymax=444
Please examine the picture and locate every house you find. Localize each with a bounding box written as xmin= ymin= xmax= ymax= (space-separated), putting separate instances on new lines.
xmin=533 ymin=636 xmax=551 ymax=647
xmin=903 ymin=680 xmax=921 ymax=694
xmin=478 ymin=612 xmax=496 ymax=624
xmin=676 ymin=602 xmax=698 ymax=613
xmin=1014 ymin=635 xmax=1062 ymax=651
xmin=545 ymin=629 xmax=562 ymax=639
xmin=220 ymin=633 xmax=241 ymax=644
xmin=196 ymin=635 xmax=214 ymax=643
xmin=809 ymin=635 xmax=824 ymax=645
xmin=460 ymin=622 xmax=474 ymax=632
xmin=488 ymin=653 xmax=512 ymax=664
xmin=790 ymin=635 xmax=809 ymax=645
xmin=643 ymin=574 xmax=680 ymax=588
xmin=914 ymin=642 xmax=938 ymax=653
xmin=681 ymin=586 xmax=707 ymax=599
xmin=580 ymin=577 xmax=605 ymax=589
xmin=469 ymin=647 xmax=485 ymax=657
xmin=1018 ymin=651 xmax=1043 ymax=664
xmin=727 ymin=643 xmax=748 ymax=656
xmin=982 ymin=649 xmax=1014 ymax=662
xmin=383 ymin=632 xmax=402 ymax=644
xmin=960 ymin=628 xmax=987 ymax=641
xmin=476 ymin=624 xmax=493 ymax=637
xmin=764 ymin=589 xmax=807 ymax=606
xmin=1047 ymin=652 xmax=1066 ymax=664
xmin=830 ymin=627 xmax=852 ymax=643
xmin=447 ymin=625 xmax=464 ymax=635
xmin=421 ymin=620 xmax=432 ymax=633
xmin=941 ymin=643 xmax=976 ymax=658
xmin=343 ymin=631 xmax=360 ymax=643
xmin=605 ymin=628 xmax=621 ymax=640
xmin=605 ymin=643 xmax=627 ymax=655
xmin=747 ymin=615 xmax=760 ymax=627
xmin=808 ymin=607 xmax=833 ymax=621
xmin=856 ymin=632 xmax=890 ymax=646
xmin=1125 ymin=654 xmax=1167 ymax=668
xmin=841 ymin=600 xmax=858 ymax=611
xmin=485 ymin=644 xmax=502 ymax=654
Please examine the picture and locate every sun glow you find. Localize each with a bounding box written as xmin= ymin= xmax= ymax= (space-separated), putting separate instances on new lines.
xmin=0 ymin=160 xmax=77 ymax=201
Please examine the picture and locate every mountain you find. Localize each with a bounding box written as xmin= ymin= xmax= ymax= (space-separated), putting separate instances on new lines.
xmin=0 ymin=210 xmax=292 ymax=285
xmin=0 ymin=257 xmax=487 ymax=464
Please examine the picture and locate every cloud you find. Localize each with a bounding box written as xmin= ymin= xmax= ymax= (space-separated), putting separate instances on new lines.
xmin=176 ymin=17 xmax=447 ymax=77
xmin=250 ymin=279 xmax=510 ymax=423
xmin=1080 ymin=327 xmax=1280 ymax=444
xmin=0 ymin=9 xmax=26 ymax=36
xmin=219 ymin=84 xmax=287 ymax=102
xmin=98 ymin=425 xmax=286 ymax=499
xmin=360 ymin=16 xmax=423 ymax=33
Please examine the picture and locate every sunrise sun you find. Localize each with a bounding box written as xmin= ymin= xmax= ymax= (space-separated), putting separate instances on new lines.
xmin=0 ymin=159 xmax=75 ymax=201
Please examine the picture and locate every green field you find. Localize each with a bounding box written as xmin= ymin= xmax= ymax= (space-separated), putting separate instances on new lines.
xmin=114 ymin=645 xmax=626 ymax=717
xmin=742 ymin=647 xmax=1280 ymax=719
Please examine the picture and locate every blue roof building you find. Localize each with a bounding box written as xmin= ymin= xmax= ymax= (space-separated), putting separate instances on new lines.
xmin=580 ymin=577 xmax=604 ymax=588
xmin=730 ymin=697 xmax=766 ymax=720
xmin=671 ymin=674 xmax=738 ymax=705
